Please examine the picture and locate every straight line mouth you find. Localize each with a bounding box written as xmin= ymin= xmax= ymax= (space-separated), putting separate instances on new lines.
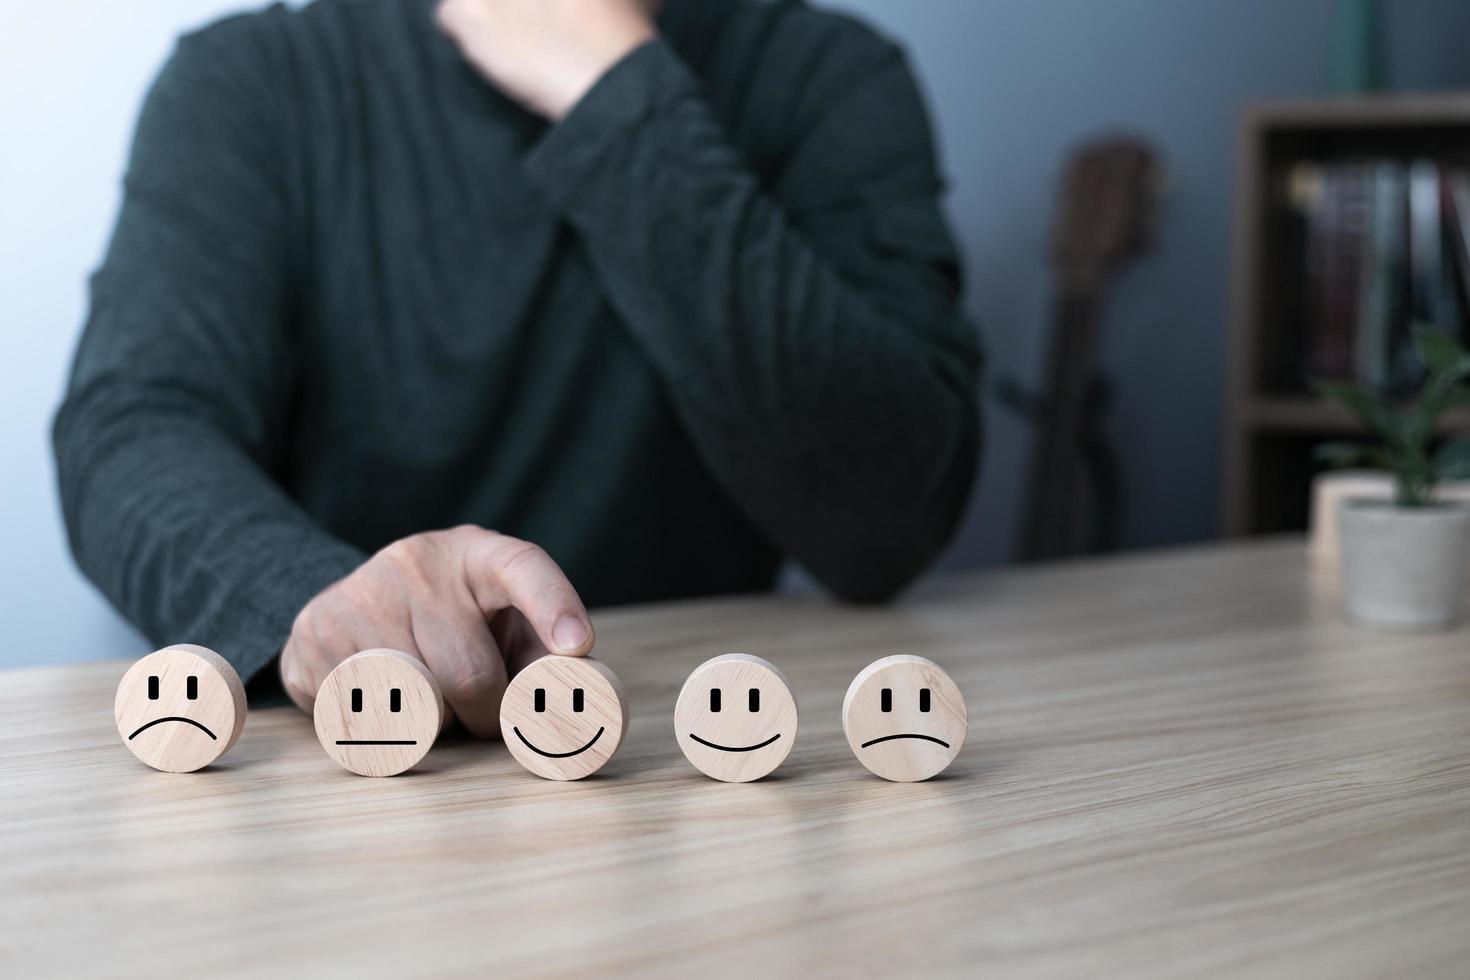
xmin=860 ymin=733 xmax=950 ymax=749
xmin=335 ymin=740 xmax=418 ymax=745
xmin=513 ymin=726 xmax=604 ymax=758
xmin=689 ymin=733 xmax=781 ymax=753
xmin=128 ymin=717 xmax=217 ymax=741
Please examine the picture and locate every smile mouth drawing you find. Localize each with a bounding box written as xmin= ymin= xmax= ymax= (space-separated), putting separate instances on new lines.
xmin=514 ymin=726 xmax=604 ymax=758
xmin=860 ymin=733 xmax=950 ymax=749
xmin=689 ymin=732 xmax=781 ymax=753
xmin=128 ymin=717 xmax=217 ymax=741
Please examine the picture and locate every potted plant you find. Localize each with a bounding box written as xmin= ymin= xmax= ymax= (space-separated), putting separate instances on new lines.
xmin=1315 ymin=326 xmax=1470 ymax=630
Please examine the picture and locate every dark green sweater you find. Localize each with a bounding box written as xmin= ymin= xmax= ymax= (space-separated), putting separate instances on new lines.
xmin=53 ymin=0 xmax=981 ymax=686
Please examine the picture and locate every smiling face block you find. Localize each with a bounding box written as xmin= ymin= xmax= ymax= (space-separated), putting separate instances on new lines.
xmin=115 ymin=645 xmax=246 ymax=773
xmin=675 ymin=654 xmax=798 ymax=782
xmin=500 ymin=656 xmax=628 ymax=780
xmin=314 ymin=649 xmax=444 ymax=777
xmin=843 ymin=655 xmax=967 ymax=782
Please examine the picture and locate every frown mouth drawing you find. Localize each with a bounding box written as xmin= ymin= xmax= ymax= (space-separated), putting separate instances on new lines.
xmin=128 ymin=717 xmax=217 ymax=741
xmin=860 ymin=733 xmax=950 ymax=749
xmin=689 ymin=733 xmax=781 ymax=753
xmin=514 ymin=726 xmax=604 ymax=758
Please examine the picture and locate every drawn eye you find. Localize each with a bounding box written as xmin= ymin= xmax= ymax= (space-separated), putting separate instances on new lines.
xmin=880 ymin=688 xmax=893 ymax=712
xmin=390 ymin=688 xmax=402 ymax=712
xmin=351 ymin=688 xmax=363 ymax=712
xmin=748 ymin=688 xmax=760 ymax=712
xmin=919 ymin=688 xmax=931 ymax=712
xmin=710 ymin=688 xmax=722 ymax=712
xmin=534 ymin=688 xmax=546 ymax=712
xmin=186 ymin=676 xmax=198 ymax=700
xmin=148 ymin=676 xmax=160 ymax=700
xmin=573 ymin=688 xmax=585 ymax=712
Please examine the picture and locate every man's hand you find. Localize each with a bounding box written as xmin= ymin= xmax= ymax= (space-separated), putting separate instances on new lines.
xmin=280 ymin=526 xmax=594 ymax=737
xmin=435 ymin=0 xmax=657 ymax=119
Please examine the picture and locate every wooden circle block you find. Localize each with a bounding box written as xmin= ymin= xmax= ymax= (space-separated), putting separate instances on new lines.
xmin=500 ymin=656 xmax=627 ymax=780
xmin=115 ymin=644 xmax=246 ymax=773
xmin=843 ymin=655 xmax=967 ymax=782
xmin=675 ymin=654 xmax=798 ymax=782
xmin=314 ymin=649 xmax=444 ymax=777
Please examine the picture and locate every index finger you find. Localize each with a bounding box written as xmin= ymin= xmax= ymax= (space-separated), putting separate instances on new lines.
xmin=465 ymin=534 xmax=595 ymax=656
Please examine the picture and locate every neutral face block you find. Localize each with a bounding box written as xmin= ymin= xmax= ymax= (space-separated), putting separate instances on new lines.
xmin=313 ymin=649 xmax=444 ymax=777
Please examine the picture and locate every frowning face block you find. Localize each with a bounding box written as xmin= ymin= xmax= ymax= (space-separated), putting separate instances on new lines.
xmin=500 ymin=656 xmax=628 ymax=780
xmin=115 ymin=645 xmax=247 ymax=772
xmin=314 ymin=649 xmax=445 ymax=777
xmin=843 ymin=655 xmax=967 ymax=781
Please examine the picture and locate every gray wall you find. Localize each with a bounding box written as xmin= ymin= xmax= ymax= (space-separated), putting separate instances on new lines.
xmin=829 ymin=0 xmax=1470 ymax=568
xmin=3 ymin=1 xmax=1470 ymax=668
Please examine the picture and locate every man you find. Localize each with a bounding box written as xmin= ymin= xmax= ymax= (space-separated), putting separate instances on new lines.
xmin=53 ymin=0 xmax=981 ymax=732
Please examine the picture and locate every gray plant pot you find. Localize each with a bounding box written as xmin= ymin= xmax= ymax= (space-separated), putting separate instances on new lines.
xmin=1337 ymin=499 xmax=1470 ymax=630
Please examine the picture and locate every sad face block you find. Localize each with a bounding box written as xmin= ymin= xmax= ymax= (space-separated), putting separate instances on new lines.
xmin=500 ymin=656 xmax=628 ymax=780
xmin=115 ymin=645 xmax=247 ymax=773
xmin=843 ymin=655 xmax=967 ymax=782
xmin=675 ymin=654 xmax=798 ymax=782
xmin=314 ymin=649 xmax=445 ymax=777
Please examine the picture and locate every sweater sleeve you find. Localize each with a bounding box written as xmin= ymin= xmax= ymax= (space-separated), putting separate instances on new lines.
xmin=52 ymin=29 xmax=365 ymax=683
xmin=525 ymin=39 xmax=982 ymax=601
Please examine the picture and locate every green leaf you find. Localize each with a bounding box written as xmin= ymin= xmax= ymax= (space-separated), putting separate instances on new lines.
xmin=1407 ymin=392 xmax=1440 ymax=453
xmin=1412 ymin=323 xmax=1470 ymax=377
xmin=1436 ymin=440 xmax=1470 ymax=481
xmin=1422 ymin=382 xmax=1470 ymax=418
xmin=1312 ymin=379 xmax=1402 ymax=448
xmin=1407 ymin=361 xmax=1470 ymax=453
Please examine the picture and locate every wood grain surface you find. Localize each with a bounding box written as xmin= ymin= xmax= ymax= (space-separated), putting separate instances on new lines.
xmin=114 ymin=644 xmax=246 ymax=773
xmin=3 ymin=540 xmax=1469 ymax=978
xmin=842 ymin=654 xmax=967 ymax=781
xmin=675 ymin=653 xmax=799 ymax=782
xmin=314 ymin=649 xmax=444 ymax=777
xmin=500 ymin=655 xmax=628 ymax=780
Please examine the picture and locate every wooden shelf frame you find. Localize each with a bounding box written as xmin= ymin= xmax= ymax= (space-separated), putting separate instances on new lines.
xmin=1242 ymin=396 xmax=1470 ymax=435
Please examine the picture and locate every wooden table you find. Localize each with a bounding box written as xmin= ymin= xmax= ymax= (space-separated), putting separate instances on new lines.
xmin=3 ymin=540 xmax=1468 ymax=978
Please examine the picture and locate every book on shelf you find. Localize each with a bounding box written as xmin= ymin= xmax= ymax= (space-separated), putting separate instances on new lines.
xmin=1284 ymin=157 xmax=1470 ymax=393
xmin=1445 ymin=171 xmax=1470 ymax=340
xmin=1357 ymin=162 xmax=1405 ymax=390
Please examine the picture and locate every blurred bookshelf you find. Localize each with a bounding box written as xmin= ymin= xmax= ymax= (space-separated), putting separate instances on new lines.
xmin=1223 ymin=93 xmax=1470 ymax=536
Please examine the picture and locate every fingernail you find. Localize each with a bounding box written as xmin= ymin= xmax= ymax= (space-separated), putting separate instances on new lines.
xmin=552 ymin=616 xmax=590 ymax=652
